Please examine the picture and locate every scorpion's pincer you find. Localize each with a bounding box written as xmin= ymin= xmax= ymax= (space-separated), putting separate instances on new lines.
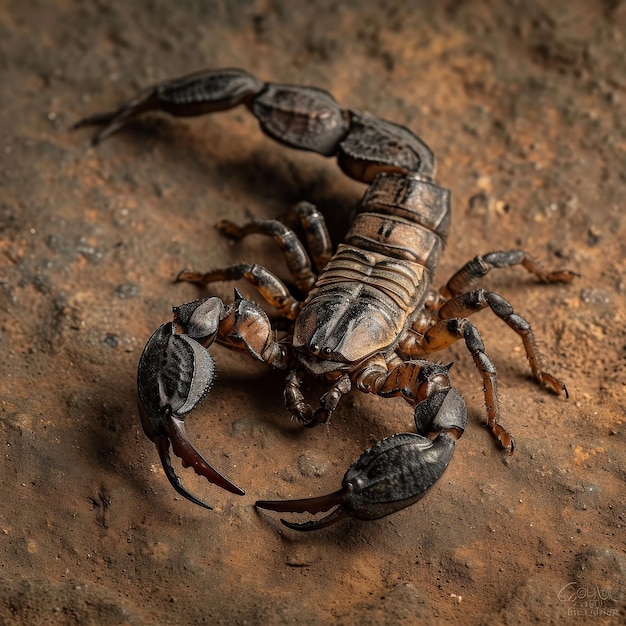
xmin=256 ymin=387 xmax=467 ymax=530
xmin=137 ymin=322 xmax=245 ymax=509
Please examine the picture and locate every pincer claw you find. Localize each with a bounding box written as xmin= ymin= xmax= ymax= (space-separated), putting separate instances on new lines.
xmin=137 ymin=323 xmax=244 ymax=509
xmin=256 ymin=431 xmax=456 ymax=530
xmin=256 ymin=386 xmax=467 ymax=530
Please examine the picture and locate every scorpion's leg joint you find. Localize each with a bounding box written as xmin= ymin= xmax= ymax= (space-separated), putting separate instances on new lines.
xmin=284 ymin=368 xmax=314 ymax=424
xmin=444 ymin=249 xmax=577 ymax=298
xmin=456 ymin=319 xmax=515 ymax=451
xmin=438 ymin=289 xmax=569 ymax=398
xmin=308 ymin=374 xmax=352 ymax=427
xmin=418 ymin=317 xmax=514 ymax=451
xmin=216 ymin=291 xmax=291 ymax=368
xmin=284 ymin=370 xmax=352 ymax=427
xmin=215 ymin=218 xmax=317 ymax=294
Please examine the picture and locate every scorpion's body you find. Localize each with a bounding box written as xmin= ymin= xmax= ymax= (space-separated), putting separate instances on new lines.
xmin=295 ymin=174 xmax=447 ymax=371
xmin=76 ymin=68 xmax=575 ymax=530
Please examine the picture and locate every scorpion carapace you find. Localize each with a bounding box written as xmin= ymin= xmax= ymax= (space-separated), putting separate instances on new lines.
xmin=76 ymin=68 xmax=576 ymax=530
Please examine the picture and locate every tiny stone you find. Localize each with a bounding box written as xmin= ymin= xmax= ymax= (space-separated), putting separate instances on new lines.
xmin=115 ymin=283 xmax=139 ymax=299
xmin=298 ymin=451 xmax=330 ymax=477
xmin=104 ymin=334 xmax=119 ymax=348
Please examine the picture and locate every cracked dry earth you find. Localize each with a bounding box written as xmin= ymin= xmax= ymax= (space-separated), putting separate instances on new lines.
xmin=0 ymin=1 xmax=624 ymax=625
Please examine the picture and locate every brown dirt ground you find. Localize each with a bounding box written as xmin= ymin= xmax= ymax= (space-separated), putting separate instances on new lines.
xmin=0 ymin=1 xmax=624 ymax=624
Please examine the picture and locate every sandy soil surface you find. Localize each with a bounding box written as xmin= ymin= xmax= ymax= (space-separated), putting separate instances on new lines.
xmin=0 ymin=1 xmax=624 ymax=624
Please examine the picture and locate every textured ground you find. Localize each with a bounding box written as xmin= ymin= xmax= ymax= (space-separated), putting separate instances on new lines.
xmin=0 ymin=1 xmax=624 ymax=624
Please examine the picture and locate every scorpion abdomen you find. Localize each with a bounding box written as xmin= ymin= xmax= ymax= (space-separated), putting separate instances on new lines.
xmin=352 ymin=172 xmax=451 ymax=270
xmin=293 ymin=171 xmax=451 ymax=366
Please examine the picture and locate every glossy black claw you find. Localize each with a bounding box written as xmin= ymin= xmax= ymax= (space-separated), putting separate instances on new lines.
xmin=256 ymin=432 xmax=457 ymax=530
xmin=280 ymin=509 xmax=352 ymax=531
xmin=256 ymin=487 xmax=352 ymax=530
xmin=256 ymin=387 xmax=467 ymax=530
xmin=138 ymin=323 xmax=244 ymax=508
xmin=155 ymin=436 xmax=213 ymax=510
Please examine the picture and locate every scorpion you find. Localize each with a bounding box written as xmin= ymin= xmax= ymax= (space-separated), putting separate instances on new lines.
xmin=75 ymin=68 xmax=576 ymax=531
